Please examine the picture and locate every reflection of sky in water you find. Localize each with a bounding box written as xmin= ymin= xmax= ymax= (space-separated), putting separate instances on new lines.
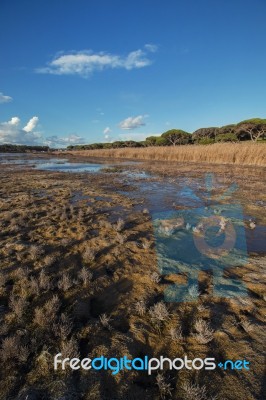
xmin=35 ymin=162 xmax=105 ymax=172
xmin=0 ymin=155 xmax=107 ymax=172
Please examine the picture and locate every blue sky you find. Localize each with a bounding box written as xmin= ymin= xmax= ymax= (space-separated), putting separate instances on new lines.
xmin=0 ymin=0 xmax=266 ymax=147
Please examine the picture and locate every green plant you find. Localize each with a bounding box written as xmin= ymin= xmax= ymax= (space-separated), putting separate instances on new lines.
xmin=216 ymin=133 xmax=238 ymax=142
xmin=198 ymin=138 xmax=215 ymax=145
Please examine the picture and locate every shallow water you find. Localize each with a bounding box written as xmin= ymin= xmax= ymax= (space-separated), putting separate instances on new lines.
xmin=1 ymin=153 xmax=265 ymax=255
xmin=35 ymin=161 xmax=106 ymax=172
xmin=0 ymin=154 xmax=107 ymax=172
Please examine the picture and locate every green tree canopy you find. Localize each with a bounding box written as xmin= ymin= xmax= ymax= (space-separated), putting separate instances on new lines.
xmin=145 ymin=136 xmax=169 ymax=146
xmin=161 ymin=129 xmax=191 ymax=145
xmin=145 ymin=136 xmax=159 ymax=146
xmin=236 ymin=118 xmax=266 ymax=141
xmin=192 ymin=127 xmax=219 ymax=142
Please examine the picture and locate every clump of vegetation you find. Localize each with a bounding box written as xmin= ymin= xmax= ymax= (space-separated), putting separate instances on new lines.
xmin=58 ymin=273 xmax=72 ymax=292
xmin=78 ymin=267 xmax=93 ymax=287
xmin=114 ymin=217 xmax=125 ymax=232
xmin=135 ymin=300 xmax=147 ymax=316
xmin=182 ymin=382 xmax=217 ymax=400
xmin=194 ymin=318 xmax=214 ymax=344
xmin=149 ymin=301 xmax=170 ymax=324
xmin=156 ymin=373 xmax=172 ymax=399
xmin=83 ymin=246 xmax=96 ymax=263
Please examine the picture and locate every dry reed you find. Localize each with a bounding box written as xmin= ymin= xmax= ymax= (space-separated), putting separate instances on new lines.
xmin=66 ymin=142 xmax=266 ymax=166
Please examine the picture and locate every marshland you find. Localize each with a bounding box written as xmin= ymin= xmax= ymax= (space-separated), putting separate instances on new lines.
xmin=0 ymin=153 xmax=265 ymax=399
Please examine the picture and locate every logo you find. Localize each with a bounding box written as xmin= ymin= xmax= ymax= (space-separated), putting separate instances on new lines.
xmin=54 ymin=354 xmax=250 ymax=375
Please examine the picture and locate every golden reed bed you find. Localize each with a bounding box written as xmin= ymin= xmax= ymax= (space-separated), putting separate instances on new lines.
xmin=67 ymin=142 xmax=266 ymax=167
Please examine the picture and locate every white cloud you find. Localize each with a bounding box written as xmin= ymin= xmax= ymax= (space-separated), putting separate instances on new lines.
xmin=23 ymin=116 xmax=39 ymax=132
xmin=36 ymin=46 xmax=156 ymax=77
xmin=9 ymin=117 xmax=20 ymax=126
xmin=0 ymin=116 xmax=41 ymax=145
xmin=103 ymin=126 xmax=111 ymax=135
xmin=44 ymin=134 xmax=85 ymax=147
xmin=0 ymin=92 xmax=13 ymax=104
xmin=144 ymin=43 xmax=158 ymax=53
xmin=0 ymin=116 xmax=86 ymax=148
xmin=119 ymin=115 xmax=146 ymax=130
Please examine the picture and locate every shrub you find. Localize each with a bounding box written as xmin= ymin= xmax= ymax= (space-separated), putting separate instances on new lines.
xmin=17 ymin=344 xmax=30 ymax=363
xmin=39 ymin=270 xmax=52 ymax=291
xmin=53 ymin=313 xmax=73 ymax=340
xmin=182 ymin=382 xmax=217 ymax=400
xmin=30 ymin=245 xmax=44 ymax=261
xmin=156 ymin=374 xmax=172 ymax=399
xmin=194 ymin=318 xmax=214 ymax=344
xmin=149 ymin=302 xmax=169 ymax=324
xmin=150 ymin=271 xmax=161 ymax=283
xmin=116 ymin=233 xmax=126 ymax=244
xmin=114 ymin=217 xmax=125 ymax=232
xmin=15 ymin=267 xmax=29 ymax=280
xmin=83 ymin=247 xmax=96 ymax=263
xmin=78 ymin=267 xmax=93 ymax=287
xmin=34 ymin=295 xmax=60 ymax=328
xmin=28 ymin=276 xmax=40 ymax=296
xmin=61 ymin=336 xmax=80 ymax=360
xmin=1 ymin=335 xmax=20 ymax=362
xmin=43 ymin=254 xmax=57 ymax=267
xmin=135 ymin=300 xmax=147 ymax=316
xmin=58 ymin=274 xmax=72 ymax=292
xmin=99 ymin=313 xmax=112 ymax=330
xmin=216 ymin=133 xmax=238 ymax=142
xmin=169 ymin=326 xmax=183 ymax=340
xmin=198 ymin=138 xmax=215 ymax=145
xmin=0 ymin=271 xmax=6 ymax=288
xmin=9 ymin=294 xmax=28 ymax=321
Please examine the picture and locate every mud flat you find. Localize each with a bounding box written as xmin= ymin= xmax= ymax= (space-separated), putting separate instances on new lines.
xmin=0 ymin=156 xmax=265 ymax=399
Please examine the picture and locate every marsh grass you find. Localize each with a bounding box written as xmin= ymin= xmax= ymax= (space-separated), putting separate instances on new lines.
xmin=68 ymin=142 xmax=266 ymax=166
xmin=0 ymin=160 xmax=265 ymax=399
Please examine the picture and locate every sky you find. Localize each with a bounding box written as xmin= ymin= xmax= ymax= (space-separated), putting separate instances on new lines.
xmin=0 ymin=0 xmax=266 ymax=147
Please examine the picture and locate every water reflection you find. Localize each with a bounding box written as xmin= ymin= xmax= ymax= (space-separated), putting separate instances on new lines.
xmin=35 ymin=161 xmax=105 ymax=172
xmin=0 ymin=154 xmax=107 ymax=172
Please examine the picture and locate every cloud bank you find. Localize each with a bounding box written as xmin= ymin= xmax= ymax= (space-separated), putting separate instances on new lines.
xmin=119 ymin=115 xmax=146 ymax=130
xmin=0 ymin=117 xmax=85 ymax=147
xmin=36 ymin=44 xmax=157 ymax=77
xmin=44 ymin=134 xmax=85 ymax=147
xmin=0 ymin=92 xmax=13 ymax=103
xmin=0 ymin=116 xmax=41 ymax=145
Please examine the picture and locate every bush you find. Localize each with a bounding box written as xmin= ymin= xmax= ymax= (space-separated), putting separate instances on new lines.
xmin=198 ymin=138 xmax=215 ymax=145
xmin=1 ymin=335 xmax=20 ymax=362
xmin=216 ymin=133 xmax=238 ymax=142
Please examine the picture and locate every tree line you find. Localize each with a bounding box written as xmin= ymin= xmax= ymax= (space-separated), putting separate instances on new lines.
xmin=0 ymin=144 xmax=50 ymax=153
xmin=67 ymin=118 xmax=266 ymax=150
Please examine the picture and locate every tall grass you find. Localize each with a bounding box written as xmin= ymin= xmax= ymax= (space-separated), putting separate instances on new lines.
xmin=67 ymin=142 xmax=266 ymax=166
